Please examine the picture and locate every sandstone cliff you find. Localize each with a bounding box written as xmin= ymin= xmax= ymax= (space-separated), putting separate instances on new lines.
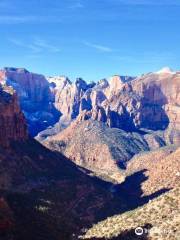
xmin=79 ymin=69 xmax=180 ymax=134
xmin=0 ymin=84 xmax=28 ymax=148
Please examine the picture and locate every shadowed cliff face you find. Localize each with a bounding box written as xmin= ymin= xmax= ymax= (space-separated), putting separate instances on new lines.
xmin=136 ymin=84 xmax=169 ymax=130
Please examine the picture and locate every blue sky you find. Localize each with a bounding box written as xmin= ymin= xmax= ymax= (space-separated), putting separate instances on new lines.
xmin=0 ymin=0 xmax=180 ymax=81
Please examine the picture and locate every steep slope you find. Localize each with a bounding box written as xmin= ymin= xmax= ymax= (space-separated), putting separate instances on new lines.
xmin=44 ymin=117 xmax=149 ymax=182
xmin=80 ymin=186 xmax=180 ymax=240
xmin=127 ymin=145 xmax=180 ymax=196
xmin=79 ymin=144 xmax=180 ymax=240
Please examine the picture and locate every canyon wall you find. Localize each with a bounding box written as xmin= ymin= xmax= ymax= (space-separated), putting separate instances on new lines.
xmin=0 ymin=68 xmax=60 ymax=136
xmin=0 ymin=84 xmax=28 ymax=148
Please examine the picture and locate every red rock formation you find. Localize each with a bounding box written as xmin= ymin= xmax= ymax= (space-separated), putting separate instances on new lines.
xmin=0 ymin=84 xmax=28 ymax=147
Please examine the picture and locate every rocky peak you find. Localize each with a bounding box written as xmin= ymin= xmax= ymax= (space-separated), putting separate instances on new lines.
xmin=75 ymin=78 xmax=88 ymax=91
xmin=97 ymin=78 xmax=109 ymax=89
xmin=47 ymin=76 xmax=72 ymax=90
xmin=109 ymin=75 xmax=124 ymax=91
xmin=156 ymin=67 xmax=175 ymax=74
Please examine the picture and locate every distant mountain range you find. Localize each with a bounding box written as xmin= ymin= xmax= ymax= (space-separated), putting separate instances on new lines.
xmin=0 ymin=67 xmax=180 ymax=137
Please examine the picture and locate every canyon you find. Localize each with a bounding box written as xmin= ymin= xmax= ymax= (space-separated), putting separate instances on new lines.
xmin=0 ymin=66 xmax=179 ymax=240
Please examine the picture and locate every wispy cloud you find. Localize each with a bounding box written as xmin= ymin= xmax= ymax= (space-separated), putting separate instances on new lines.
xmin=9 ymin=38 xmax=61 ymax=53
xmin=0 ymin=16 xmax=38 ymax=24
xmin=33 ymin=38 xmax=61 ymax=53
xmin=0 ymin=15 xmax=62 ymax=24
xmin=69 ymin=0 xmax=84 ymax=9
xmin=83 ymin=41 xmax=112 ymax=52
xmin=9 ymin=39 xmax=41 ymax=52
xmin=113 ymin=51 xmax=176 ymax=64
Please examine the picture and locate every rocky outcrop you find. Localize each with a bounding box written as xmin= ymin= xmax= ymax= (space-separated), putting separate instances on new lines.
xmin=0 ymin=68 xmax=60 ymax=136
xmin=48 ymin=76 xmax=94 ymax=126
xmin=0 ymin=84 xmax=28 ymax=148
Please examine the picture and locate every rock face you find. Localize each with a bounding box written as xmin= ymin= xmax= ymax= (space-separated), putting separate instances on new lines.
xmin=0 ymin=68 xmax=60 ymax=136
xmin=0 ymin=84 xmax=28 ymax=147
xmin=47 ymin=76 xmax=95 ymax=126
xmin=130 ymin=69 xmax=180 ymax=131
xmin=82 ymin=69 xmax=180 ymax=133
